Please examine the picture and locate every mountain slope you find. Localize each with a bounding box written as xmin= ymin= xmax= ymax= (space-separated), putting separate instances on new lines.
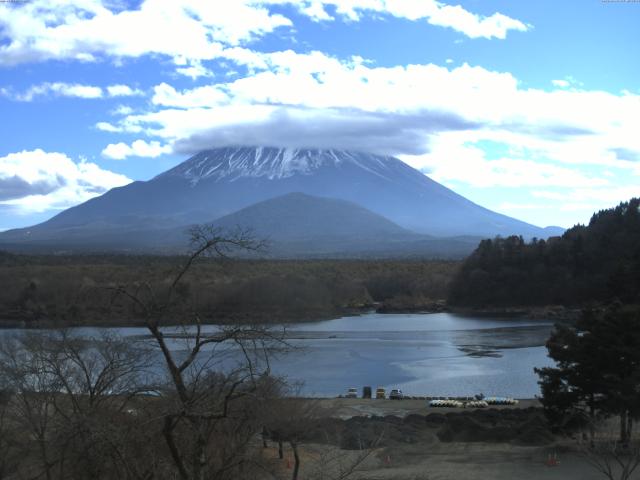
xmin=0 ymin=147 xmax=562 ymax=252
xmin=210 ymin=192 xmax=412 ymax=240
xmin=0 ymin=193 xmax=482 ymax=258
xmin=204 ymin=192 xmax=478 ymax=257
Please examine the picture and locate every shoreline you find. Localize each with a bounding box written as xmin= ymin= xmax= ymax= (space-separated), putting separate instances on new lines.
xmin=0 ymin=303 xmax=582 ymax=329
xmin=315 ymin=397 xmax=541 ymax=419
xmin=447 ymin=304 xmax=582 ymax=323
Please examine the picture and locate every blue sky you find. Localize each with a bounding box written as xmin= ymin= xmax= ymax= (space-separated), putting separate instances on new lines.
xmin=0 ymin=0 xmax=639 ymax=231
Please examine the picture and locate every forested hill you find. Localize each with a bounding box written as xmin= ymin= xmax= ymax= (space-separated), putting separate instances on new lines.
xmin=448 ymin=198 xmax=640 ymax=307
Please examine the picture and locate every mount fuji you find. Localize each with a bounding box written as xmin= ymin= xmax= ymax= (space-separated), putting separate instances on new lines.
xmin=0 ymin=147 xmax=563 ymax=256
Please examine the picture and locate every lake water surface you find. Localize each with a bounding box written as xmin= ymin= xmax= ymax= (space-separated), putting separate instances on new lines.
xmin=270 ymin=312 xmax=556 ymax=398
xmin=1 ymin=312 xmax=556 ymax=398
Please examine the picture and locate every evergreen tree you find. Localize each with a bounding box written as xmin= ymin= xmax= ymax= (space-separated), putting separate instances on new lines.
xmin=536 ymin=306 xmax=640 ymax=443
xmin=449 ymin=198 xmax=640 ymax=307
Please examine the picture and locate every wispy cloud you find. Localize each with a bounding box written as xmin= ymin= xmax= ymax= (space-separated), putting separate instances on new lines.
xmin=287 ymin=0 xmax=529 ymax=39
xmin=550 ymin=76 xmax=584 ymax=90
xmin=105 ymin=84 xmax=144 ymax=97
xmin=9 ymin=82 xmax=103 ymax=101
xmin=2 ymin=82 xmax=143 ymax=101
xmin=102 ymin=140 xmax=172 ymax=160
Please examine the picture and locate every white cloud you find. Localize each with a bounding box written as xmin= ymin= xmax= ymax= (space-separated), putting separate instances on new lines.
xmin=111 ymin=105 xmax=134 ymax=116
xmin=151 ymin=83 xmax=228 ymax=108
xmin=54 ymin=83 xmax=103 ymax=99
xmin=101 ymin=140 xmax=172 ymax=160
xmin=0 ymin=149 xmax=131 ymax=213
xmin=102 ymin=52 xmax=639 ymax=187
xmin=6 ymin=82 xmax=103 ymax=101
xmin=95 ymin=121 xmax=121 ymax=133
xmin=0 ymin=0 xmax=291 ymax=66
xmin=175 ymin=60 xmax=214 ymax=79
xmin=532 ymin=186 xmax=640 ymax=205
xmin=399 ymin=136 xmax=608 ymax=189
xmin=106 ymin=84 xmax=144 ymax=97
xmin=2 ymin=82 xmax=143 ymax=101
xmin=0 ymin=0 xmax=528 ymax=70
xmin=526 ymin=186 xmax=640 ymax=224
xmin=551 ymin=76 xmax=583 ymax=90
xmin=425 ymin=4 xmax=528 ymax=39
xmin=287 ymin=0 xmax=529 ymax=39
xmin=299 ymin=1 xmax=335 ymax=21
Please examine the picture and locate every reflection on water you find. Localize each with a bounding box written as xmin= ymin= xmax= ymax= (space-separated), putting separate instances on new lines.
xmin=268 ymin=313 xmax=555 ymax=397
xmin=0 ymin=312 xmax=556 ymax=398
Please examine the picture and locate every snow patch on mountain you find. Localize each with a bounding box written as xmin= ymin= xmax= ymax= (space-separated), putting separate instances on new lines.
xmin=158 ymin=146 xmax=399 ymax=185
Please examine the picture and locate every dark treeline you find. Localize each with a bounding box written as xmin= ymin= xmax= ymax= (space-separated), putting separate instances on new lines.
xmin=0 ymin=254 xmax=458 ymax=327
xmin=448 ymin=198 xmax=640 ymax=307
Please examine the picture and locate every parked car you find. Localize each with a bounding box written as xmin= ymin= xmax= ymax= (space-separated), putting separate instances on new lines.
xmin=345 ymin=388 xmax=358 ymax=398
xmin=362 ymin=386 xmax=372 ymax=399
xmin=389 ymin=389 xmax=404 ymax=400
xmin=375 ymin=387 xmax=386 ymax=399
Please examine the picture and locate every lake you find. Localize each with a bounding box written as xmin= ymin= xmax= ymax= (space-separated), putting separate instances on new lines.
xmin=268 ymin=312 xmax=556 ymax=398
xmin=0 ymin=312 xmax=556 ymax=398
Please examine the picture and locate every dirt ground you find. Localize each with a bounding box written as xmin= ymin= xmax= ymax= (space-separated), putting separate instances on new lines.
xmin=355 ymin=443 xmax=606 ymax=480
xmin=265 ymin=440 xmax=608 ymax=480
xmin=262 ymin=398 xmax=627 ymax=480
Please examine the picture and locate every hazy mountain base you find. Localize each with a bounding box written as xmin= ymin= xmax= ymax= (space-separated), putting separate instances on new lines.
xmin=0 ymin=235 xmax=480 ymax=259
xmin=0 ymin=253 xmax=459 ymax=327
xmin=0 ymin=193 xmax=484 ymax=259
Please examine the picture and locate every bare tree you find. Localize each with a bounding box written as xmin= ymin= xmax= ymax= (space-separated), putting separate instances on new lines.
xmin=110 ymin=226 xmax=288 ymax=480
xmin=0 ymin=333 xmax=62 ymax=480
xmin=0 ymin=330 xmax=157 ymax=480
xmin=306 ymin=438 xmax=382 ymax=480
xmin=578 ymin=418 xmax=640 ymax=480
xmin=262 ymin=390 xmax=383 ymax=480
xmin=263 ymin=396 xmax=321 ymax=480
xmin=0 ymin=388 xmax=19 ymax=479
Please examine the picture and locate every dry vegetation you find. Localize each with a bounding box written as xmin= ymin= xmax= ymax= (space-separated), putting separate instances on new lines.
xmin=0 ymin=330 xmax=387 ymax=480
xmin=0 ymin=230 xmax=392 ymax=480
xmin=0 ymin=252 xmax=458 ymax=327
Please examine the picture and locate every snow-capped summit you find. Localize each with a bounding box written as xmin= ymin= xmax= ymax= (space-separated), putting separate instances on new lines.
xmin=158 ymin=146 xmax=403 ymax=184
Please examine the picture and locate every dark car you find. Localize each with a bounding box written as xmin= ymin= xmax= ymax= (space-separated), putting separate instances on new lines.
xmin=389 ymin=389 xmax=404 ymax=400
